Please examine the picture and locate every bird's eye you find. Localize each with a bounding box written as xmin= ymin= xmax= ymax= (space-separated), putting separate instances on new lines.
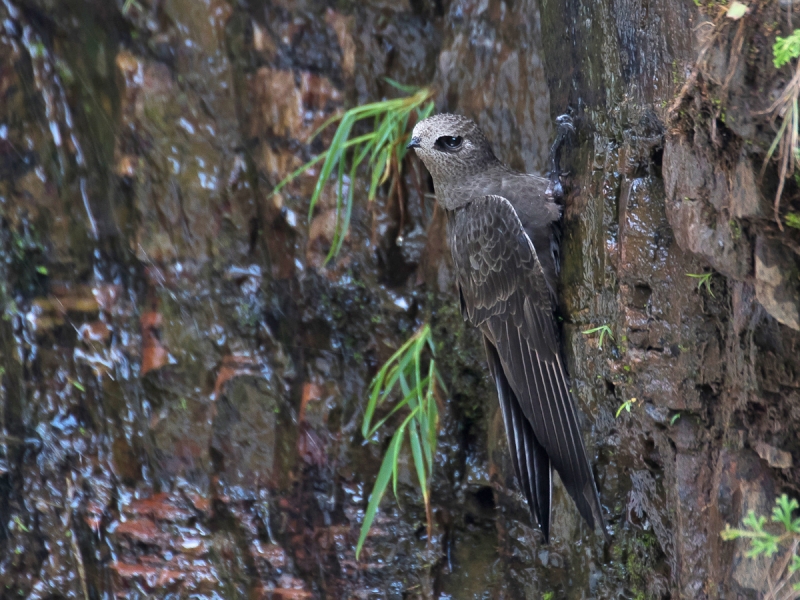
xmin=435 ymin=135 xmax=463 ymax=151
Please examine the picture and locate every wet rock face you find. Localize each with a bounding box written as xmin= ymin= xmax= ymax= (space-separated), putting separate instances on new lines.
xmin=1 ymin=0 xmax=800 ymax=598
xmin=754 ymin=236 xmax=800 ymax=330
xmin=437 ymin=0 xmax=552 ymax=173
xmin=663 ymin=135 xmax=755 ymax=281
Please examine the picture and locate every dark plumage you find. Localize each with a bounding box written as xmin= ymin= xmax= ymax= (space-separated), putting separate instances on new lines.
xmin=409 ymin=114 xmax=604 ymax=542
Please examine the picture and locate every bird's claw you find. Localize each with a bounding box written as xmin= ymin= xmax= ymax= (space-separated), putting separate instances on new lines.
xmin=547 ymin=114 xmax=575 ymax=201
xmin=555 ymin=114 xmax=576 ymax=135
xmin=545 ymin=179 xmax=563 ymax=201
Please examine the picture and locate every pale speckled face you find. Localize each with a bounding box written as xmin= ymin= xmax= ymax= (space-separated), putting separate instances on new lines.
xmin=408 ymin=114 xmax=497 ymax=189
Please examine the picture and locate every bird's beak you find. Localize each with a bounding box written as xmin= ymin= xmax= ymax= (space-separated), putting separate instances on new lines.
xmin=407 ymin=136 xmax=421 ymax=149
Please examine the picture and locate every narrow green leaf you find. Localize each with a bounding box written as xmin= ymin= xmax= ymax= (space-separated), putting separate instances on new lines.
xmin=424 ymin=360 xmax=437 ymax=470
xmin=409 ymin=422 xmax=428 ymax=500
xmin=356 ymin=431 xmax=403 ymax=559
xmin=384 ymin=77 xmax=420 ymax=95
xmin=309 ymin=113 xmax=354 ymax=221
xmin=369 ymin=146 xmax=389 ymax=201
xmin=765 ymin=115 xmax=790 ymax=167
xmin=363 ymin=331 xmax=423 ymax=436
xmin=391 ymin=423 xmax=405 ymax=499
xmin=358 ymin=323 xmax=443 ymax=557
xmin=366 ymin=376 xmax=432 ymax=438
xmin=369 ymin=111 xmax=403 ymax=165
xmin=390 ymin=407 xmax=422 ymax=499
xmin=308 ymin=111 xmax=344 ymax=142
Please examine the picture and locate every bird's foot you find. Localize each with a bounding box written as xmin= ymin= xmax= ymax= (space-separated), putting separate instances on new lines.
xmin=546 ymin=114 xmax=575 ymax=202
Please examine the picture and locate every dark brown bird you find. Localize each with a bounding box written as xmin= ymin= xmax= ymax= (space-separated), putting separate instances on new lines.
xmin=408 ymin=113 xmax=604 ymax=542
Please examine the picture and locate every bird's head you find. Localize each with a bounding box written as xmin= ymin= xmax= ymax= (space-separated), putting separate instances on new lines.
xmin=407 ymin=114 xmax=498 ymax=188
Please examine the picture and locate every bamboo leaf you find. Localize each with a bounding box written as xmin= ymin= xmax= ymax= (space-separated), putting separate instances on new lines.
xmin=409 ymin=422 xmax=428 ymax=500
xmin=270 ymin=83 xmax=432 ymax=264
xmin=367 ymin=376 xmax=431 ymax=438
xmin=384 ymin=77 xmax=420 ymax=94
xmin=358 ymin=324 xmax=444 ymax=559
xmin=356 ymin=431 xmax=403 ymax=559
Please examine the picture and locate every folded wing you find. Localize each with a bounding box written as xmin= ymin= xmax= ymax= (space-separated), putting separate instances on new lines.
xmin=449 ymin=194 xmax=604 ymax=538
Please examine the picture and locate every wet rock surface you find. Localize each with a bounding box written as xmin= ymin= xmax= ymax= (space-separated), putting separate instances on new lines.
xmin=1 ymin=0 xmax=799 ymax=598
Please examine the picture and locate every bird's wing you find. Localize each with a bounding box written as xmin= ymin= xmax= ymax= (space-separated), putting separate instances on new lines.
xmin=484 ymin=336 xmax=553 ymax=541
xmin=449 ymin=194 xmax=604 ymax=535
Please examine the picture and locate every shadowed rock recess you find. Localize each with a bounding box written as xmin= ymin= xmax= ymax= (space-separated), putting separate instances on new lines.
xmin=1 ymin=0 xmax=799 ymax=597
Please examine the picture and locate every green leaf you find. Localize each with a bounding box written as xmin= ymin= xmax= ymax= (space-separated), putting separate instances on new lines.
xmin=726 ymin=1 xmax=748 ymax=20
xmin=772 ymin=494 xmax=800 ymax=533
xmin=271 ymin=85 xmax=433 ymax=264
xmin=789 ymin=554 xmax=800 ymax=575
xmin=615 ymin=398 xmax=636 ymax=418
xmin=424 ymin=361 xmax=437 ymax=471
xmin=390 ymin=422 xmax=405 ymax=500
xmin=366 ymin=376 xmax=431 ymax=439
xmin=356 ymin=430 xmax=403 ymax=559
xmin=774 ymin=30 xmax=800 ymax=69
xmin=122 ymin=0 xmax=143 ymax=15
xmin=13 ymin=516 xmax=30 ymax=533
xmin=687 ymin=272 xmax=714 ymax=297
xmin=582 ymin=325 xmax=614 ymax=349
xmin=743 ymin=510 xmax=767 ymax=532
xmin=363 ymin=329 xmax=425 ymax=436
xmin=409 ymin=422 xmax=428 ymax=500
xmin=358 ymin=323 xmax=442 ymax=559
xmin=384 ymin=77 xmax=420 ymax=95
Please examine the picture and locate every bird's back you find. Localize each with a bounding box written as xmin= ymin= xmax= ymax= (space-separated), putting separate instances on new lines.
xmin=450 ymin=164 xmax=562 ymax=295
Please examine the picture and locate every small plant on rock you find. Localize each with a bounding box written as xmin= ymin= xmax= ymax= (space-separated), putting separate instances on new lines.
xmin=616 ymin=397 xmax=638 ymax=418
xmin=582 ymin=324 xmax=615 ymax=350
xmin=687 ymin=272 xmax=715 ymax=297
xmin=721 ymin=494 xmax=800 ymax=599
xmin=762 ymin=30 xmax=800 ymax=228
xmin=774 ymin=31 xmax=800 ymax=70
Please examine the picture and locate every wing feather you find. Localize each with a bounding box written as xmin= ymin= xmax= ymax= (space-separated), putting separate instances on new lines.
xmin=485 ymin=337 xmax=552 ymax=541
xmin=449 ymin=195 xmax=604 ymax=538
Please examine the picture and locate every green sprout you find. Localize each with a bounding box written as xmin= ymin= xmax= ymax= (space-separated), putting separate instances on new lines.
xmin=762 ymin=30 xmax=800 ymax=227
xmin=12 ymin=517 xmax=29 ymax=533
xmin=687 ymin=272 xmax=714 ymax=297
xmin=670 ymin=413 xmax=681 ymax=426
xmin=582 ymin=324 xmax=615 ymax=350
xmin=35 ymin=266 xmax=48 ymax=276
xmin=786 ymin=212 xmax=800 ymax=230
xmin=122 ymin=0 xmax=143 ymax=15
xmin=721 ymin=494 xmax=800 ymax=596
xmin=358 ymin=324 xmax=444 ymax=559
xmin=616 ymin=397 xmax=637 ymax=418
xmin=70 ymin=380 xmax=86 ymax=392
xmin=272 ymin=81 xmax=434 ymax=264
xmin=774 ymin=31 xmax=800 ymax=69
